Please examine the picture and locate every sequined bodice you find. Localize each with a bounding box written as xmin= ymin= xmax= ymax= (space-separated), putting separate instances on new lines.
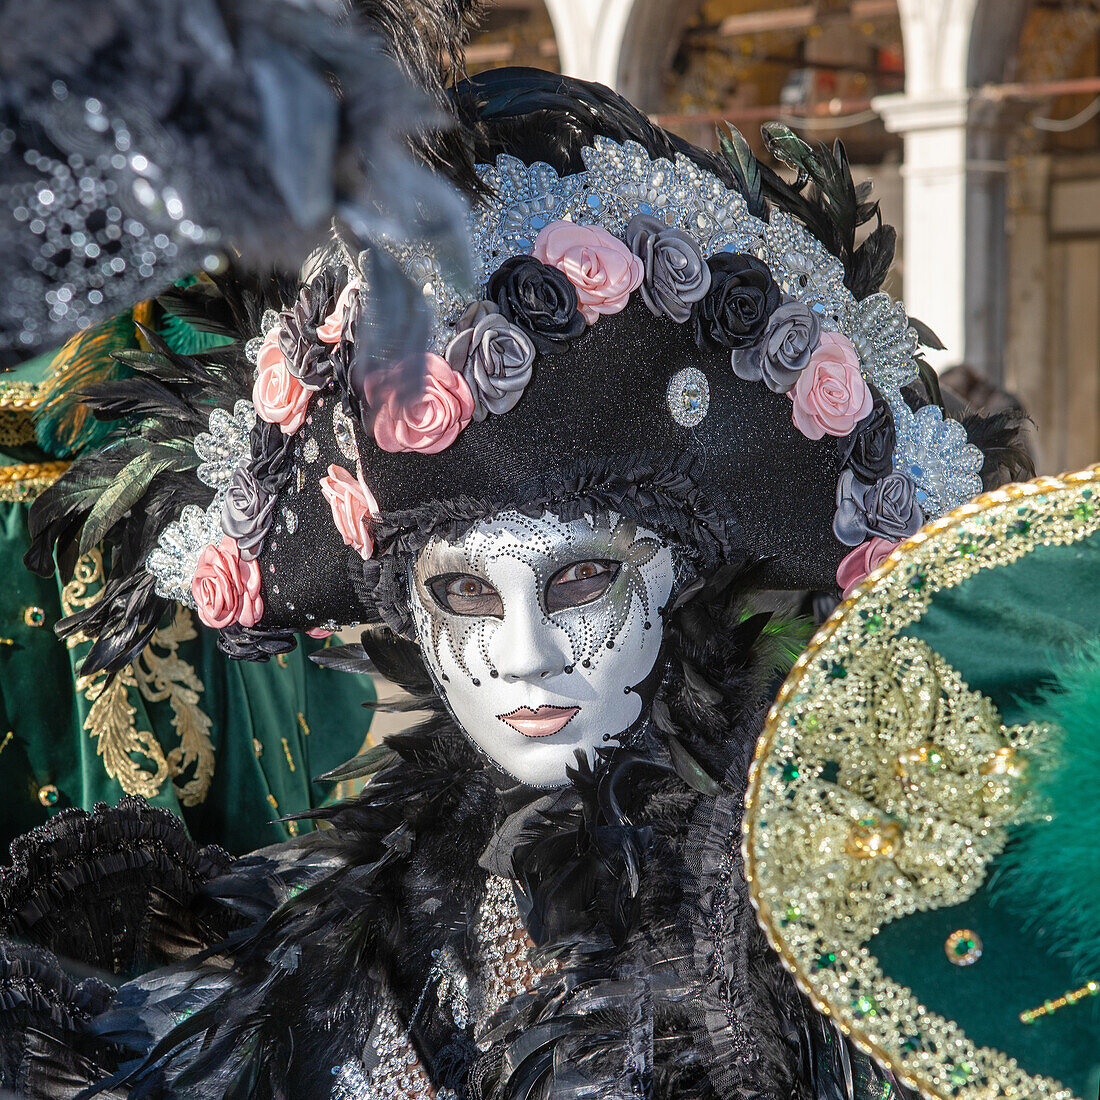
xmin=331 ymin=874 xmax=556 ymax=1099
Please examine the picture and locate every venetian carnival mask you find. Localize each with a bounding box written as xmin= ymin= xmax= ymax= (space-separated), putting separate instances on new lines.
xmin=408 ymin=510 xmax=675 ymax=787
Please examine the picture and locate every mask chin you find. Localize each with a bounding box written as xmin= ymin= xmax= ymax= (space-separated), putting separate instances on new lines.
xmin=406 ymin=509 xmax=677 ymax=787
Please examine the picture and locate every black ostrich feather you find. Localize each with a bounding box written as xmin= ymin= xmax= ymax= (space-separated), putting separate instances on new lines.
xmin=89 ymin=716 xmax=499 ymax=1100
xmin=964 ymin=408 xmax=1035 ymax=490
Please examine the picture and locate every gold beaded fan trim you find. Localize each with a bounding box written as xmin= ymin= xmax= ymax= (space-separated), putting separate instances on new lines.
xmin=744 ymin=465 xmax=1100 ymax=1100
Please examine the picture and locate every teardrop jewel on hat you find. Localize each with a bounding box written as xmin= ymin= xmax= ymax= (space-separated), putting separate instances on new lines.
xmin=667 ymin=368 xmax=709 ymax=427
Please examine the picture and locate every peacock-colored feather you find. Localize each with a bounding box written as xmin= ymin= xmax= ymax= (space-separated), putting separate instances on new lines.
xmin=33 ymin=307 xmax=144 ymax=457
xmin=717 ymin=123 xmax=766 ymax=220
xmin=158 ymin=309 xmax=235 ymax=355
xmin=996 ymin=641 xmax=1100 ymax=983
xmin=747 ymin=610 xmax=814 ymax=677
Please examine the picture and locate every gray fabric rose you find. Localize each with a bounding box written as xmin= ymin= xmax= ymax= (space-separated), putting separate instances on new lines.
xmin=625 ymin=214 xmax=711 ymax=323
xmin=731 ymin=301 xmax=820 ymax=394
xmin=833 ymin=469 xmax=924 ymax=546
xmin=221 ymin=467 xmax=277 ymax=560
xmin=445 ymin=301 xmax=535 ymax=421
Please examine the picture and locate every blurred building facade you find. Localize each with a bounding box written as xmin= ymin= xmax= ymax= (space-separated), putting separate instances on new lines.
xmin=468 ymin=0 xmax=1100 ymax=472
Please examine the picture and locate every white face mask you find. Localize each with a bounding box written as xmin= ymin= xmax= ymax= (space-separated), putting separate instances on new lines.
xmin=408 ymin=510 xmax=676 ymax=787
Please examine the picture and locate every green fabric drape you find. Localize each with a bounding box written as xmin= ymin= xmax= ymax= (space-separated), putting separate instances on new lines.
xmin=0 ymin=498 xmax=376 ymax=855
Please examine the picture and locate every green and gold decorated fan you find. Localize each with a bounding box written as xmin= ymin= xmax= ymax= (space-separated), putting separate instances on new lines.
xmin=746 ymin=466 xmax=1100 ymax=1100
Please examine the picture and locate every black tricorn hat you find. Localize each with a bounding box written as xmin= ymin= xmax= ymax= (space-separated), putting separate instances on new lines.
xmin=27 ymin=69 xmax=1014 ymax=672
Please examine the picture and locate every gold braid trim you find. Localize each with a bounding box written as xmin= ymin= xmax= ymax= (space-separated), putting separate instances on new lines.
xmin=745 ymin=466 xmax=1100 ymax=1100
xmin=62 ymin=550 xmax=215 ymax=804
xmin=0 ymin=461 xmax=70 ymax=502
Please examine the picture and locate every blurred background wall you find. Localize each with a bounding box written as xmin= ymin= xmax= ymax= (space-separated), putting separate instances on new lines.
xmin=464 ymin=0 xmax=1100 ymax=474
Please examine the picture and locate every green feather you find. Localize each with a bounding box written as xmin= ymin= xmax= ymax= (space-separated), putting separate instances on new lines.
xmin=667 ymin=734 xmax=722 ymax=796
xmin=79 ymin=451 xmax=169 ymax=555
xmin=996 ymin=641 xmax=1100 ymax=983
xmin=717 ymin=122 xmax=766 ymax=219
xmin=158 ymin=309 xmax=235 ymax=355
xmin=319 ymin=743 xmax=399 ymax=782
xmin=748 ymin=611 xmax=814 ymax=677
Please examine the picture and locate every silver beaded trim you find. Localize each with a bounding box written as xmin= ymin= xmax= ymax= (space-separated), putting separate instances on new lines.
xmin=469 ymin=874 xmax=557 ymax=1046
xmin=331 ymin=998 xmax=433 ymax=1099
xmin=145 ymin=398 xmax=255 ymax=605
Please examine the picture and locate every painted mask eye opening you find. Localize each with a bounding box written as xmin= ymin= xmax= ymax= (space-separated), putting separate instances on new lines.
xmin=545 ymin=559 xmax=621 ymax=613
xmin=427 ymin=573 xmax=505 ymax=618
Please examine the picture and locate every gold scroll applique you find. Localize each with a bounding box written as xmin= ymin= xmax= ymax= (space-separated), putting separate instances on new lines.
xmin=62 ymin=550 xmax=215 ymax=805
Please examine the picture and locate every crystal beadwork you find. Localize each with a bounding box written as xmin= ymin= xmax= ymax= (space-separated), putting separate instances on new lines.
xmin=195 ymin=400 xmax=255 ymax=490
xmin=147 ymin=399 xmax=254 ymax=604
xmin=469 ymin=875 xmax=558 ymax=1046
xmin=893 ymin=403 xmax=984 ymax=517
xmin=332 ymin=402 xmax=358 ymax=462
xmin=666 ymin=367 xmax=710 ymax=427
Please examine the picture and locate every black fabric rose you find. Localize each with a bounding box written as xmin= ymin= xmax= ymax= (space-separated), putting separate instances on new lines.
xmin=488 ymin=254 xmax=585 ymax=355
xmin=249 ymin=419 xmax=295 ymax=485
xmin=837 ymin=385 xmax=896 ymax=482
xmin=833 ymin=469 xmax=923 ymax=546
xmin=221 ymin=467 xmax=277 ymax=560
xmin=625 ymin=214 xmax=711 ymax=324
xmin=731 ymin=301 xmax=820 ymax=394
xmin=278 ymin=273 xmax=338 ymax=388
xmin=691 ymin=252 xmax=781 ymax=350
xmin=218 ymin=624 xmax=297 ymax=660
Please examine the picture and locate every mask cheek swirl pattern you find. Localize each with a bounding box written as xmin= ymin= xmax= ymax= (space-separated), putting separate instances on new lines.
xmin=408 ymin=510 xmax=675 ymax=788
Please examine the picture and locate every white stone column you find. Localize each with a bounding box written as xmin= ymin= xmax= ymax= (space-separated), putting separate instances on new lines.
xmin=870 ymin=0 xmax=982 ymax=371
xmin=542 ymin=0 xmax=698 ymax=111
xmin=542 ymin=0 xmax=635 ymax=88
xmin=873 ymin=91 xmax=970 ymax=369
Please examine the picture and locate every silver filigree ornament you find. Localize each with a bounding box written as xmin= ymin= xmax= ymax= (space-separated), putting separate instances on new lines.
xmin=146 ymin=399 xmax=256 ymax=605
xmin=667 ymin=368 xmax=710 ymax=427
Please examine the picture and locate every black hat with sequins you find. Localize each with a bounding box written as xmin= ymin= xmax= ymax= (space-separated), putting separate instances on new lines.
xmin=27 ymin=68 xmax=1014 ymax=671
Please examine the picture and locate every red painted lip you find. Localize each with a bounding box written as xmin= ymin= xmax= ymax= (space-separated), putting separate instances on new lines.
xmin=498 ymin=705 xmax=580 ymax=738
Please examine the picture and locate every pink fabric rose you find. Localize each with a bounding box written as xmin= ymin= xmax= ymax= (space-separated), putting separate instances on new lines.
xmin=371 ymin=354 xmax=474 ymax=454
xmin=253 ymin=326 xmax=312 ymax=434
xmin=317 ymin=282 xmax=359 ymax=345
xmin=836 ymin=537 xmax=897 ymax=599
xmin=532 ymin=221 xmax=644 ymax=324
xmin=788 ymin=331 xmax=873 ymax=440
xmin=191 ymin=537 xmax=263 ymax=629
xmin=319 ymin=463 xmax=380 ymax=559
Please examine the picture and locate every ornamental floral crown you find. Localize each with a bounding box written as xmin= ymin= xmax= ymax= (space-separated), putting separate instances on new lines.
xmin=145 ymin=133 xmax=983 ymax=640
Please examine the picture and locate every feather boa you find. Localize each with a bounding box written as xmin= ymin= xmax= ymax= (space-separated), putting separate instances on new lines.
xmin=5 ymin=573 xmax=913 ymax=1099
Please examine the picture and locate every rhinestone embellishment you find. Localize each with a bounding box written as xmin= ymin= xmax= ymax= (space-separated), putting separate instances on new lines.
xmin=667 ymin=368 xmax=710 ymax=427
xmin=945 ymin=928 xmax=983 ymax=967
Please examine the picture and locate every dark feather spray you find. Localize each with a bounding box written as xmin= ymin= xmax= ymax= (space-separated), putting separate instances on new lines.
xmin=758 ymin=123 xmax=895 ymax=302
xmin=24 ymin=279 xmax=268 ymax=676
